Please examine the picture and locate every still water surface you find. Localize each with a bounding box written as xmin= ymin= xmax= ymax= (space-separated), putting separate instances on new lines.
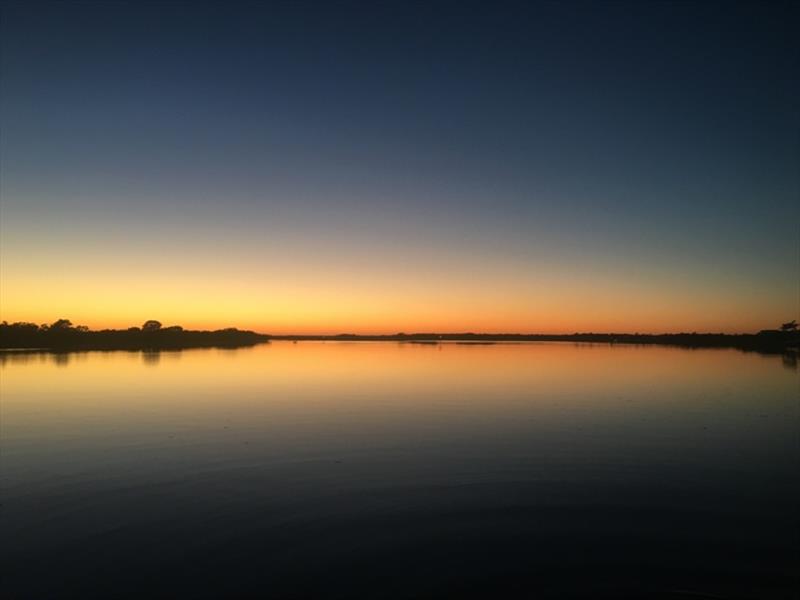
xmin=1 ymin=342 xmax=797 ymax=598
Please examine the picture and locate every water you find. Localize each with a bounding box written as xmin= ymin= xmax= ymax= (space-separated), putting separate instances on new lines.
xmin=1 ymin=342 xmax=797 ymax=598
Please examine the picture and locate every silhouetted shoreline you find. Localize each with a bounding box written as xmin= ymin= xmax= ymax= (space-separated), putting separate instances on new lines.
xmin=270 ymin=331 xmax=799 ymax=354
xmin=2 ymin=320 xmax=797 ymax=354
xmin=0 ymin=320 xmax=267 ymax=351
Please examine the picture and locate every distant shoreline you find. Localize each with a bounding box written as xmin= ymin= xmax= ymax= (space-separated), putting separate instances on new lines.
xmin=1 ymin=322 xmax=797 ymax=354
xmin=269 ymin=332 xmax=798 ymax=354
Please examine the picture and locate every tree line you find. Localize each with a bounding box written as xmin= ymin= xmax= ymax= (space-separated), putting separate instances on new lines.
xmin=0 ymin=319 xmax=268 ymax=350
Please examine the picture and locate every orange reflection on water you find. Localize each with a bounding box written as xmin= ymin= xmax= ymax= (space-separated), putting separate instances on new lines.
xmin=1 ymin=342 xmax=794 ymax=449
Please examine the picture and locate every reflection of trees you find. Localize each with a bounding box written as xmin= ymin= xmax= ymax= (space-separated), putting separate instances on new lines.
xmin=0 ymin=352 xmax=24 ymax=367
xmin=142 ymin=350 xmax=161 ymax=366
xmin=51 ymin=353 xmax=71 ymax=367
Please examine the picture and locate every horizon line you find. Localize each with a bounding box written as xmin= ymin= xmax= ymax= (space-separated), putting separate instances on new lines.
xmin=3 ymin=319 xmax=797 ymax=338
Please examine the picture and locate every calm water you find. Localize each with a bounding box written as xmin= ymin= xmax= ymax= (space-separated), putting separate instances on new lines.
xmin=1 ymin=342 xmax=797 ymax=598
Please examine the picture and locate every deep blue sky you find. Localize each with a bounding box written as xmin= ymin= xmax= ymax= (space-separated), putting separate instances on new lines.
xmin=1 ymin=1 xmax=798 ymax=332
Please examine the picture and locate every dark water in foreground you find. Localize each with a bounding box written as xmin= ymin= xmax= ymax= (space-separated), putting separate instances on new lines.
xmin=1 ymin=342 xmax=797 ymax=599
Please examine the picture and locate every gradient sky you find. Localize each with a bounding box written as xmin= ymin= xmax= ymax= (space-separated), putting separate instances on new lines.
xmin=1 ymin=1 xmax=797 ymax=333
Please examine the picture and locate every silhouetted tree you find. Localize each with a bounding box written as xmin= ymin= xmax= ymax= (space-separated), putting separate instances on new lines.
xmin=780 ymin=320 xmax=797 ymax=332
xmin=50 ymin=319 xmax=73 ymax=331
xmin=142 ymin=320 xmax=162 ymax=332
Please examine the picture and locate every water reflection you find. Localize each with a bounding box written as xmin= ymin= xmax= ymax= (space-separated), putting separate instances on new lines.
xmin=1 ymin=342 xmax=796 ymax=371
xmin=0 ymin=342 xmax=797 ymax=598
xmin=140 ymin=349 xmax=159 ymax=366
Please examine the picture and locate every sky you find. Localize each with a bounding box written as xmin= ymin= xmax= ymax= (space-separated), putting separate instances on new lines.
xmin=1 ymin=1 xmax=797 ymax=334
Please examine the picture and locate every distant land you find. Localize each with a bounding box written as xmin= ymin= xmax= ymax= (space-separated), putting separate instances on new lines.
xmin=0 ymin=320 xmax=267 ymax=351
xmin=1 ymin=319 xmax=798 ymax=354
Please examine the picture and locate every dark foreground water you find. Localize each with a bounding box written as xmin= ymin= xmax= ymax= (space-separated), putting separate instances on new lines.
xmin=1 ymin=342 xmax=797 ymax=599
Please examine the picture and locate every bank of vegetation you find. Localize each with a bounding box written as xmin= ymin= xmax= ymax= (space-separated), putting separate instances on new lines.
xmin=2 ymin=319 xmax=796 ymax=354
xmin=0 ymin=319 xmax=267 ymax=350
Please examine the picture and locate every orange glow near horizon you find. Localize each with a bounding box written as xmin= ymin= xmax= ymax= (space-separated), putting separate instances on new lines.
xmin=1 ymin=215 xmax=795 ymax=335
xmin=1 ymin=267 xmax=792 ymax=335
